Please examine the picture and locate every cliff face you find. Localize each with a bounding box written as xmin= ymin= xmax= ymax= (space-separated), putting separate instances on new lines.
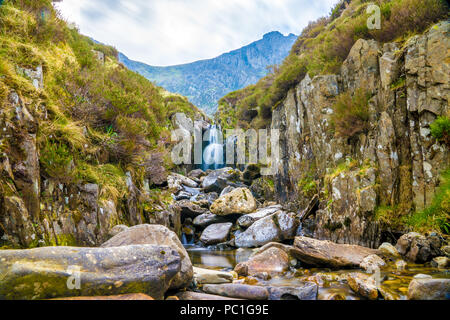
xmin=119 ymin=32 xmax=297 ymax=115
xmin=270 ymin=21 xmax=449 ymax=247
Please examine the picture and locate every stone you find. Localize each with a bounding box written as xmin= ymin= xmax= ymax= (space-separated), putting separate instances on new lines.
xmin=101 ymin=224 xmax=193 ymax=290
xmin=347 ymin=273 xmax=378 ymax=300
xmin=168 ymin=173 xmax=198 ymax=190
xmin=200 ymin=223 xmax=233 ymax=245
xmin=408 ymin=278 xmax=450 ymax=300
xmin=237 ymin=205 xmax=282 ymax=228
xmin=219 ymin=185 xmax=235 ymax=197
xmin=177 ymin=200 xmax=208 ymax=217
xmin=267 ymin=283 xmax=318 ymax=300
xmin=176 ymin=291 xmax=241 ymax=300
xmin=201 ymin=167 xmax=241 ymax=193
xmin=188 ymin=169 xmax=205 ymax=179
xmin=431 ymin=256 xmax=449 ymax=269
xmin=249 ymin=177 xmax=275 ymax=202
xmin=210 ymin=188 xmax=256 ymax=216
xmin=193 ymin=267 xmax=234 ymax=284
xmin=53 ymin=293 xmax=154 ymax=300
xmin=1 ymin=196 xmax=35 ymax=247
xmin=0 ymin=245 xmax=180 ymax=300
xmin=235 ymin=211 xmax=298 ymax=248
xmin=440 ymin=245 xmax=450 ymax=258
xmin=360 ymin=254 xmax=386 ymax=273
xmin=292 ymin=236 xmax=378 ymax=268
xmin=202 ymin=284 xmax=269 ymax=300
xmin=193 ymin=213 xmax=228 ymax=228
xmin=234 ymin=246 xmax=290 ymax=276
xmin=395 ymin=232 xmax=442 ymax=263
xmin=395 ymin=259 xmax=407 ymax=272
xmin=378 ymin=242 xmax=400 ymax=257
xmin=108 ymin=225 xmax=129 ymax=238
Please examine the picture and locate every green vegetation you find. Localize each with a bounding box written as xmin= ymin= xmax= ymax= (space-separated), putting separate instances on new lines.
xmin=216 ymin=0 xmax=448 ymax=129
xmin=0 ymin=0 xmax=202 ymax=219
xmin=331 ymin=87 xmax=371 ymax=139
xmin=430 ymin=116 xmax=450 ymax=147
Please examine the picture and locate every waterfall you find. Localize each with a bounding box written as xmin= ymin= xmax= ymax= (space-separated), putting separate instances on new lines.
xmin=202 ymin=124 xmax=224 ymax=171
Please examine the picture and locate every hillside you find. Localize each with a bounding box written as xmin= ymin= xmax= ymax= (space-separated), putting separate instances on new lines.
xmin=119 ymin=31 xmax=297 ymax=115
xmin=0 ymin=0 xmax=204 ymax=247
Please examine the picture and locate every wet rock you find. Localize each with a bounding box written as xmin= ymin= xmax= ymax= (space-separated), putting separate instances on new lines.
xmin=168 ymin=173 xmax=198 ymax=190
xmin=202 ymin=167 xmax=241 ymax=193
xmin=53 ymin=293 xmax=154 ymax=300
xmin=210 ymin=188 xmax=257 ymax=216
xmin=177 ymin=200 xmax=208 ymax=218
xmin=360 ymin=254 xmax=386 ymax=273
xmin=101 ymin=224 xmax=193 ymax=290
xmin=202 ymin=284 xmax=269 ymax=300
xmin=176 ymin=291 xmax=241 ymax=300
xmin=188 ymin=169 xmax=206 ymax=179
xmin=193 ymin=213 xmax=228 ymax=228
xmin=395 ymin=232 xmax=442 ymax=263
xmin=193 ymin=267 xmax=234 ymax=284
xmin=235 ymin=211 xmax=297 ymax=248
xmin=234 ymin=246 xmax=290 ymax=276
xmin=267 ymin=283 xmax=318 ymax=300
xmin=237 ymin=205 xmax=282 ymax=228
xmin=395 ymin=259 xmax=408 ymax=272
xmin=408 ymin=278 xmax=450 ymax=300
xmin=0 ymin=245 xmax=180 ymax=300
xmin=292 ymin=236 xmax=378 ymax=268
xmin=219 ymin=186 xmax=235 ymax=197
xmin=431 ymin=256 xmax=449 ymax=269
xmin=175 ymin=191 xmax=191 ymax=201
xmin=200 ymin=223 xmax=233 ymax=245
xmin=440 ymin=245 xmax=450 ymax=258
xmin=347 ymin=272 xmax=378 ymax=300
xmin=378 ymin=242 xmax=400 ymax=257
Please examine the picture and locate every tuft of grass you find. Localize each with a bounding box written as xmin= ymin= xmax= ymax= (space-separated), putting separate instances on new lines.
xmin=430 ymin=116 xmax=450 ymax=147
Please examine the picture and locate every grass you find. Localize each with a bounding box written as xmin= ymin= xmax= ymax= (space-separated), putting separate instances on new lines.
xmin=430 ymin=116 xmax=450 ymax=147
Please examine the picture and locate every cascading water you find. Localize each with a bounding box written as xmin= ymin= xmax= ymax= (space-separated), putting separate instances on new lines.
xmin=202 ymin=124 xmax=225 ymax=171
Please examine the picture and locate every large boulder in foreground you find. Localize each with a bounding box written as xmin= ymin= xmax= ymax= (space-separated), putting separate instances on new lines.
xmin=0 ymin=245 xmax=180 ymax=300
xmin=210 ymin=188 xmax=256 ymax=216
xmin=292 ymin=236 xmax=378 ymax=268
xmin=408 ymin=276 xmax=450 ymax=300
xmin=234 ymin=211 xmax=298 ymax=248
xmin=101 ymin=224 xmax=193 ymax=289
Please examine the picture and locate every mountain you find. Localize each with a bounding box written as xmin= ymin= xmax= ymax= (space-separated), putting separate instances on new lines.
xmin=119 ymin=31 xmax=297 ymax=114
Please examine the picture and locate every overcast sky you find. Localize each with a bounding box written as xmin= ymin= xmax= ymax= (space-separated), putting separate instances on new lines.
xmin=54 ymin=0 xmax=336 ymax=66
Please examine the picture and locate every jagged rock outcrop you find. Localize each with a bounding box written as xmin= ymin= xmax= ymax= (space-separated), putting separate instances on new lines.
xmin=270 ymin=21 xmax=449 ymax=247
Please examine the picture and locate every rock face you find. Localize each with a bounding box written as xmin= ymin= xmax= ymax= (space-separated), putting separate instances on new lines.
xmin=210 ymin=188 xmax=257 ymax=216
xmin=235 ymin=211 xmax=298 ymax=248
xmin=0 ymin=245 xmax=180 ymax=300
xmin=292 ymin=236 xmax=378 ymax=268
xmin=261 ymin=21 xmax=450 ymax=248
xmin=408 ymin=278 xmax=450 ymax=300
xmin=101 ymin=224 xmax=193 ymax=289
xmin=200 ymin=222 xmax=233 ymax=245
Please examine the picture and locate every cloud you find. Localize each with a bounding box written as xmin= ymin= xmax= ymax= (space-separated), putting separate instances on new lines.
xmin=54 ymin=0 xmax=336 ymax=66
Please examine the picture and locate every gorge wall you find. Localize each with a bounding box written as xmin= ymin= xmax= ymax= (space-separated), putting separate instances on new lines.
xmin=269 ymin=21 xmax=449 ymax=248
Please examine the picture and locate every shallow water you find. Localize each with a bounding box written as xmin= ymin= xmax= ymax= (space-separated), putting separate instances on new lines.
xmin=187 ymin=248 xmax=450 ymax=300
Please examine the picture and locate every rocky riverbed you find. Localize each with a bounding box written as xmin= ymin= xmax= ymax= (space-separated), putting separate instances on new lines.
xmin=0 ymin=167 xmax=449 ymax=300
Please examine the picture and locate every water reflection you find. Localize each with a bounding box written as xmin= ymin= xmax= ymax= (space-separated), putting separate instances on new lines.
xmin=187 ymin=248 xmax=254 ymax=270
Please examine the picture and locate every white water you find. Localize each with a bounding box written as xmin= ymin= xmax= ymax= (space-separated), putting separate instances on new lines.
xmin=202 ymin=125 xmax=224 ymax=170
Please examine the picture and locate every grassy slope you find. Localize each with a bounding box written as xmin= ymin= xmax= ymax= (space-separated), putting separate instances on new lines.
xmin=0 ymin=0 xmax=202 ymax=203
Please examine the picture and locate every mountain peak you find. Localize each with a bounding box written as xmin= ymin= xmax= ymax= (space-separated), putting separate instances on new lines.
xmin=263 ymin=31 xmax=283 ymax=39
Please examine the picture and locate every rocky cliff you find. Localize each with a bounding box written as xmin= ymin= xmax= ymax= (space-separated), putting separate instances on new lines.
xmin=270 ymin=21 xmax=449 ymax=247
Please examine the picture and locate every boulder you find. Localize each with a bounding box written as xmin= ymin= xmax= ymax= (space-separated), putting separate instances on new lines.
xmin=193 ymin=213 xmax=228 ymax=228
xmin=234 ymin=246 xmax=290 ymax=276
xmin=250 ymin=177 xmax=275 ymax=202
xmin=168 ymin=173 xmax=198 ymax=191
xmin=395 ymin=232 xmax=442 ymax=263
xmin=378 ymin=242 xmax=400 ymax=257
xmin=0 ymin=245 xmax=180 ymax=300
xmin=292 ymin=236 xmax=378 ymax=268
xmin=177 ymin=200 xmax=208 ymax=217
xmin=234 ymin=211 xmax=298 ymax=248
xmin=408 ymin=278 xmax=450 ymax=300
xmin=200 ymin=223 xmax=233 ymax=245
xmin=202 ymin=284 xmax=269 ymax=300
xmin=210 ymin=188 xmax=256 ymax=216
xmin=219 ymin=186 xmax=235 ymax=197
xmin=188 ymin=169 xmax=205 ymax=179
xmin=360 ymin=254 xmax=386 ymax=273
xmin=267 ymin=283 xmax=318 ymax=300
xmin=193 ymin=267 xmax=234 ymax=284
xmin=347 ymin=272 xmax=378 ymax=300
xmin=431 ymin=256 xmax=450 ymax=269
xmin=237 ymin=205 xmax=282 ymax=228
xmin=101 ymin=224 xmax=193 ymax=290
xmin=202 ymin=167 xmax=240 ymax=193
xmin=441 ymin=245 xmax=450 ymax=258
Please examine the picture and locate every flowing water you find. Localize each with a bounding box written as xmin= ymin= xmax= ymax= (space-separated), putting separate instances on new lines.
xmin=202 ymin=125 xmax=224 ymax=171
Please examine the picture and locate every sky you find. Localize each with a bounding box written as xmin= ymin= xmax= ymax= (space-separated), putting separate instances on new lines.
xmin=54 ymin=0 xmax=337 ymax=66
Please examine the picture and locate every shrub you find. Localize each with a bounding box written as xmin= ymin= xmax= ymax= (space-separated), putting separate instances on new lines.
xmin=430 ymin=116 xmax=450 ymax=147
xmin=331 ymin=87 xmax=371 ymax=139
